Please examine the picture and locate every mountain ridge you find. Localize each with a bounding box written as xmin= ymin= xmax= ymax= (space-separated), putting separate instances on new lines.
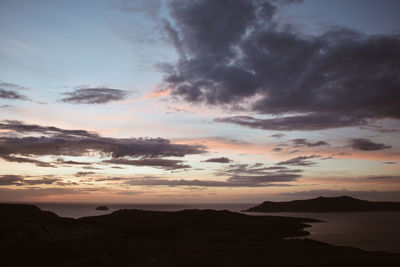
xmin=245 ymin=196 xmax=400 ymax=212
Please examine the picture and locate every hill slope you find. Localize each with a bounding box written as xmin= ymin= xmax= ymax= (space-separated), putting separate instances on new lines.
xmin=1 ymin=203 xmax=399 ymax=266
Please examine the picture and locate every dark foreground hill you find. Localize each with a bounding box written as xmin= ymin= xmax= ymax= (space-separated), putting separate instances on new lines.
xmin=0 ymin=203 xmax=399 ymax=266
xmin=245 ymin=196 xmax=400 ymax=213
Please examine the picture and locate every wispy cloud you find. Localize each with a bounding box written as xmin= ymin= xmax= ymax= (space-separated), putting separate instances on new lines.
xmin=203 ymin=157 xmax=232 ymax=163
xmin=61 ymin=87 xmax=129 ymax=104
xmin=270 ymin=133 xmax=286 ymax=139
xmin=103 ymin=158 xmax=191 ymax=170
xmin=74 ymin=171 xmax=96 ymax=177
xmin=291 ymin=139 xmax=329 ymax=147
xmin=0 ymin=81 xmax=29 ymax=101
xmin=350 ymin=138 xmax=391 ymax=151
xmin=124 ymin=177 xmax=296 ymax=187
xmin=215 ymin=114 xmax=366 ymax=131
xmin=0 ymin=120 xmax=205 ymax=168
xmin=0 ymin=175 xmax=60 ymax=186
xmin=276 ymin=155 xmax=321 ymax=166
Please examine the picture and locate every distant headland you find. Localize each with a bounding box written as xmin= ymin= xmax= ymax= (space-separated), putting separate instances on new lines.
xmin=245 ymin=196 xmax=400 ymax=212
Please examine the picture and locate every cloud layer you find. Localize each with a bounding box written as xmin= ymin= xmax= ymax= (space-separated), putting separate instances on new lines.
xmin=103 ymin=158 xmax=191 ymax=170
xmin=0 ymin=121 xmax=204 ymax=169
xmin=0 ymin=82 xmax=29 ymax=101
xmin=276 ymin=155 xmax=321 ymax=166
xmin=350 ymin=138 xmax=392 ymax=151
xmin=204 ymin=157 xmax=232 ymax=163
xmin=61 ymin=87 xmax=129 ymax=104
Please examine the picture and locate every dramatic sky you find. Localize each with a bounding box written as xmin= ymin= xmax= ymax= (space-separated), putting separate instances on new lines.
xmin=1 ymin=0 xmax=399 ymax=203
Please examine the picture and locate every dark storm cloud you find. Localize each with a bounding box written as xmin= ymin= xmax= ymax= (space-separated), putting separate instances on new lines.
xmin=168 ymin=0 xmax=274 ymax=62
xmin=350 ymin=138 xmax=391 ymax=151
xmin=61 ymin=87 xmax=129 ymax=104
xmin=0 ymin=121 xmax=205 ymax=166
xmin=276 ymin=154 xmax=321 ymax=166
xmin=164 ymin=20 xmax=187 ymax=60
xmin=203 ymin=157 xmax=232 ymax=163
xmin=292 ymin=138 xmax=329 ymax=147
xmin=162 ymin=0 xmax=400 ymax=131
xmin=103 ymin=158 xmax=191 ymax=170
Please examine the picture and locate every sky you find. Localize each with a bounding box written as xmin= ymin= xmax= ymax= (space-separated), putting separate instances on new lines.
xmin=0 ymin=0 xmax=399 ymax=203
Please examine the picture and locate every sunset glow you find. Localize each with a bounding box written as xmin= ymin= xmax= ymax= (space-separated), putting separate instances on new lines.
xmin=1 ymin=0 xmax=399 ymax=203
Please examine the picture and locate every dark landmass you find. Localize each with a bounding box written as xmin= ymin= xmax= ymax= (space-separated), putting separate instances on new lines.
xmin=0 ymin=203 xmax=399 ymax=266
xmin=95 ymin=205 xmax=109 ymax=211
xmin=245 ymin=196 xmax=400 ymax=213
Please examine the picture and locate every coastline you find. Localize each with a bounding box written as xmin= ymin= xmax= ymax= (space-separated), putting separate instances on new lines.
xmin=28 ymin=202 xmax=400 ymax=254
xmin=1 ymin=203 xmax=399 ymax=266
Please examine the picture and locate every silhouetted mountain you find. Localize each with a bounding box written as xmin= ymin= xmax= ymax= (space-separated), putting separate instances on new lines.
xmin=0 ymin=203 xmax=70 ymax=223
xmin=245 ymin=196 xmax=400 ymax=212
xmin=1 ymin=203 xmax=399 ymax=266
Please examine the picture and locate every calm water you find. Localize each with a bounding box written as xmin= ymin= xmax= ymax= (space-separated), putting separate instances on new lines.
xmin=35 ymin=203 xmax=400 ymax=254
xmin=244 ymin=211 xmax=400 ymax=254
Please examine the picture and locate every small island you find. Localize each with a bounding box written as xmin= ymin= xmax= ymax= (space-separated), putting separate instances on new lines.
xmin=95 ymin=205 xmax=109 ymax=211
xmin=245 ymin=196 xmax=400 ymax=213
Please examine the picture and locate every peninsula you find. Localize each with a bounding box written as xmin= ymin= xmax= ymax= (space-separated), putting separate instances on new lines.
xmin=245 ymin=196 xmax=400 ymax=213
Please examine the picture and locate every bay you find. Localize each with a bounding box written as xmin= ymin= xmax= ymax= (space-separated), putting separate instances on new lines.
xmin=35 ymin=203 xmax=400 ymax=254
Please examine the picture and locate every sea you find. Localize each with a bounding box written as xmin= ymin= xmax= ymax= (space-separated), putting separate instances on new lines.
xmin=34 ymin=202 xmax=400 ymax=254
